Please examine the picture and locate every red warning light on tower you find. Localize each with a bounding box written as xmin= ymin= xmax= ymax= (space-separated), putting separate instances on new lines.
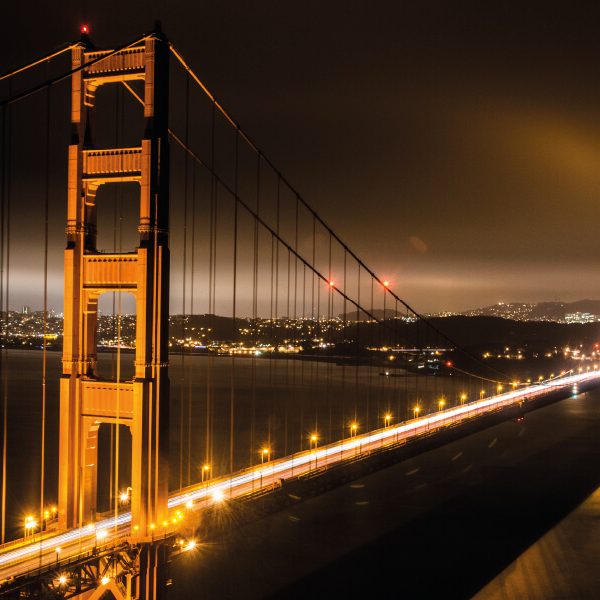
xmin=81 ymin=24 xmax=90 ymax=35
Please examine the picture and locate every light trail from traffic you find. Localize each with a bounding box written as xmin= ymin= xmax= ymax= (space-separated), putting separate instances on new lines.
xmin=1 ymin=369 xmax=598 ymax=580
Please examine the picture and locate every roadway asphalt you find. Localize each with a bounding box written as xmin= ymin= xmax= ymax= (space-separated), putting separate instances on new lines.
xmin=168 ymin=387 xmax=600 ymax=599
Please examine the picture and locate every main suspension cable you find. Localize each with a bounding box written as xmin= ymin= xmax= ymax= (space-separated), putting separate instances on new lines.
xmin=167 ymin=42 xmax=508 ymax=381
xmin=0 ymin=44 xmax=77 ymax=83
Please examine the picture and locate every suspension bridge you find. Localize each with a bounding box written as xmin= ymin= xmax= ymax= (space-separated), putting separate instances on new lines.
xmin=0 ymin=25 xmax=598 ymax=599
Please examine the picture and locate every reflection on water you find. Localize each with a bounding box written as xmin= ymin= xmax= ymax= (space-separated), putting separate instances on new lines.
xmin=0 ymin=349 xmax=472 ymax=539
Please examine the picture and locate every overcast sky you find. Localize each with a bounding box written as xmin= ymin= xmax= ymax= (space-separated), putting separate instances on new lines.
xmin=3 ymin=1 xmax=600 ymax=314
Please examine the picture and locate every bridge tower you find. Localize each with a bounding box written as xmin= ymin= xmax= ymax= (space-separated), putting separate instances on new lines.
xmin=58 ymin=30 xmax=170 ymax=540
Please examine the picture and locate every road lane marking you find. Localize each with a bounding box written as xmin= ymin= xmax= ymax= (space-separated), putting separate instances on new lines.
xmin=488 ymin=437 xmax=498 ymax=448
xmin=451 ymin=451 xmax=463 ymax=461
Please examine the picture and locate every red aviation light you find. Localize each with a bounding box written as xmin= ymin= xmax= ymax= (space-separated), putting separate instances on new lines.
xmin=81 ymin=24 xmax=90 ymax=35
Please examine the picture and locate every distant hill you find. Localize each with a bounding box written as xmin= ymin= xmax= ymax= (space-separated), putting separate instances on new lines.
xmin=462 ymin=299 xmax=600 ymax=322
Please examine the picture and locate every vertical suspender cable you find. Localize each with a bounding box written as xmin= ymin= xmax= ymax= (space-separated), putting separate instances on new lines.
xmin=206 ymin=102 xmax=216 ymax=470
xmin=39 ymin=85 xmax=51 ymax=546
xmin=0 ymin=84 xmax=10 ymax=544
xmin=188 ymin=165 xmax=197 ymax=485
xmin=188 ymin=162 xmax=196 ymax=487
xmin=180 ymin=75 xmax=190 ymax=491
xmin=230 ymin=129 xmax=239 ymax=483
xmin=250 ymin=153 xmax=261 ymax=468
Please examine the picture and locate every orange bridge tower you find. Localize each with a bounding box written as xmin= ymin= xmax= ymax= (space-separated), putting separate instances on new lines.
xmin=58 ymin=30 xmax=170 ymax=541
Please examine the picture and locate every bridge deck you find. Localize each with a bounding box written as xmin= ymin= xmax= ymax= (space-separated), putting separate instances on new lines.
xmin=0 ymin=371 xmax=597 ymax=585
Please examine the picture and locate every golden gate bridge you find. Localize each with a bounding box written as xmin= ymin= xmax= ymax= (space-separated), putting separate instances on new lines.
xmin=0 ymin=24 xmax=597 ymax=599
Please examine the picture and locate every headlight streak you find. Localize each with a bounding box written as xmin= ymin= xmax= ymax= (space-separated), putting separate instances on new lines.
xmin=1 ymin=370 xmax=597 ymax=571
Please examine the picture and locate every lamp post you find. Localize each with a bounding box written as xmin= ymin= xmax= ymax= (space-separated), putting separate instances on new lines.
xmin=260 ymin=448 xmax=270 ymax=488
xmin=202 ymin=464 xmax=211 ymax=500
xmin=310 ymin=434 xmax=318 ymax=469
xmin=24 ymin=516 xmax=36 ymax=539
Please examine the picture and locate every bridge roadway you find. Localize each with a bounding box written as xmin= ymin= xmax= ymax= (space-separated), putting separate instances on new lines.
xmin=1 ymin=370 xmax=598 ymax=584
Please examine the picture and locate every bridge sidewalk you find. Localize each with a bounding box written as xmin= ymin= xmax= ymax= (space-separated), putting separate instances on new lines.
xmin=473 ymin=486 xmax=600 ymax=600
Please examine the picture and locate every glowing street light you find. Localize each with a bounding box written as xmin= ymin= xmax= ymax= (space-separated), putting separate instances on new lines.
xmin=384 ymin=413 xmax=392 ymax=428
xmin=383 ymin=280 xmax=390 ymax=288
xmin=119 ymin=487 xmax=132 ymax=504
xmin=480 ymin=389 xmax=485 ymax=399
xmin=438 ymin=398 xmax=446 ymax=411
xmin=413 ymin=405 xmax=421 ymax=419
xmin=212 ymin=489 xmax=225 ymax=504
xmin=201 ymin=464 xmax=211 ymax=483
xmin=460 ymin=393 xmax=467 ymax=404
xmin=24 ymin=515 xmax=36 ymax=538
xmin=350 ymin=423 xmax=358 ymax=437
xmin=58 ymin=575 xmax=67 ymax=586
xmin=309 ymin=433 xmax=319 ymax=469
xmin=100 ymin=576 xmax=110 ymax=586
xmin=260 ymin=447 xmax=271 ymax=464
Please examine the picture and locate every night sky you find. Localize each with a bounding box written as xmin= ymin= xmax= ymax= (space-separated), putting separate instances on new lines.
xmin=3 ymin=1 xmax=600 ymax=313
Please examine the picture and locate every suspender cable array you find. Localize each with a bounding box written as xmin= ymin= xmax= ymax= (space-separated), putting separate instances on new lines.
xmin=0 ymin=31 xmax=530 ymax=553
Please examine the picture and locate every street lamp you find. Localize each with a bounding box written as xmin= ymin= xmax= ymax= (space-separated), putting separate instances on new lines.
xmin=310 ymin=433 xmax=318 ymax=468
xmin=413 ymin=405 xmax=421 ymax=419
xmin=438 ymin=399 xmax=446 ymax=411
xmin=201 ymin=464 xmax=211 ymax=483
xmin=384 ymin=413 xmax=392 ymax=428
xmin=260 ymin=447 xmax=270 ymax=488
xmin=24 ymin=515 xmax=36 ymax=539
xmin=480 ymin=389 xmax=485 ymax=399
xmin=460 ymin=393 xmax=467 ymax=404
xmin=260 ymin=447 xmax=270 ymax=464
xmin=119 ymin=487 xmax=132 ymax=505
xmin=350 ymin=423 xmax=358 ymax=437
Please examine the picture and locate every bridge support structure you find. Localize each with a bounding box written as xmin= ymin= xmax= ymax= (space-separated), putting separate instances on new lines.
xmin=58 ymin=29 xmax=170 ymax=543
